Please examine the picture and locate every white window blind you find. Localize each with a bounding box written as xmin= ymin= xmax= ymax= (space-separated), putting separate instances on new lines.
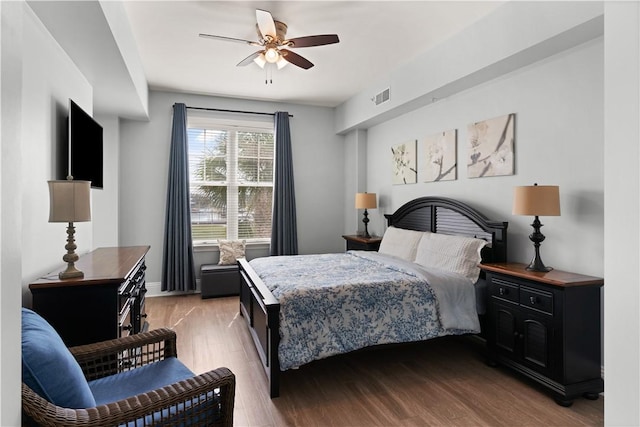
xmin=187 ymin=114 xmax=274 ymax=244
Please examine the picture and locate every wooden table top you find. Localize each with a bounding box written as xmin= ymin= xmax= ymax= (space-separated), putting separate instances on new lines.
xmin=29 ymin=246 xmax=150 ymax=289
xmin=480 ymin=262 xmax=604 ymax=288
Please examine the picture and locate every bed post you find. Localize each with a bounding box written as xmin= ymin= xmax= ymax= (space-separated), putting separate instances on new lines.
xmin=238 ymin=258 xmax=281 ymax=398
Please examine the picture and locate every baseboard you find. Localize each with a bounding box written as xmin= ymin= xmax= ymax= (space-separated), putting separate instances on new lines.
xmin=146 ymin=281 xmax=201 ymax=297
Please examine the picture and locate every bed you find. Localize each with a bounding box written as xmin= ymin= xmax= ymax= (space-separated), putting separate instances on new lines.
xmin=238 ymin=196 xmax=508 ymax=398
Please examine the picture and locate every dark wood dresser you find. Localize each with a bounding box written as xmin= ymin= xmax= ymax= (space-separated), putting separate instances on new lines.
xmin=29 ymin=246 xmax=150 ymax=347
xmin=480 ymin=262 xmax=603 ymax=406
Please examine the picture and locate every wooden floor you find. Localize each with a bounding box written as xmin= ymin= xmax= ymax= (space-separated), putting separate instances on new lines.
xmin=146 ymin=294 xmax=604 ymax=427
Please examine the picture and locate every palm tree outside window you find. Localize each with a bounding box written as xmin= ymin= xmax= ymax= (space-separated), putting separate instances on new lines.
xmin=187 ymin=119 xmax=274 ymax=244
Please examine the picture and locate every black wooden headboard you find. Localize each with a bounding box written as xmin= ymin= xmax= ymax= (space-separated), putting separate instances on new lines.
xmin=384 ymin=196 xmax=508 ymax=263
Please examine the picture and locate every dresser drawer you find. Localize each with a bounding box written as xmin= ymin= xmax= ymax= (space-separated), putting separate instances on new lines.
xmin=489 ymin=276 xmax=519 ymax=304
xmin=119 ymin=302 xmax=134 ymax=337
xmin=520 ymin=286 xmax=553 ymax=315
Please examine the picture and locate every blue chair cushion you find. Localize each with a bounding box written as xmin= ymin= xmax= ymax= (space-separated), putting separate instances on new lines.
xmin=21 ymin=307 xmax=96 ymax=408
xmin=88 ymin=357 xmax=195 ymax=405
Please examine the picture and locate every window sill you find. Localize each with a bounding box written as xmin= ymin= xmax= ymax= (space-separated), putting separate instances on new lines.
xmin=193 ymin=241 xmax=270 ymax=253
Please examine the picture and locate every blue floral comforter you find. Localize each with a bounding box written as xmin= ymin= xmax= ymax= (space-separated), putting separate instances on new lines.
xmin=249 ymin=251 xmax=480 ymax=370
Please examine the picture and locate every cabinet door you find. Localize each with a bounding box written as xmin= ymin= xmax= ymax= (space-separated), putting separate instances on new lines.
xmin=489 ymin=300 xmax=518 ymax=356
xmin=490 ymin=299 xmax=554 ymax=377
xmin=520 ymin=311 xmax=554 ymax=378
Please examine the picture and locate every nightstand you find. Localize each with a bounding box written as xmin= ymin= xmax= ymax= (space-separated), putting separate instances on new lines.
xmin=480 ymin=262 xmax=603 ymax=406
xmin=342 ymin=235 xmax=382 ymax=251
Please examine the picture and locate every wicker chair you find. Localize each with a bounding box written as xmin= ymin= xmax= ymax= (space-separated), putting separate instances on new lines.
xmin=22 ymin=318 xmax=235 ymax=427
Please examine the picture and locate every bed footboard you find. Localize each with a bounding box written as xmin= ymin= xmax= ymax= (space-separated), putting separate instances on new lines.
xmin=237 ymin=258 xmax=281 ymax=398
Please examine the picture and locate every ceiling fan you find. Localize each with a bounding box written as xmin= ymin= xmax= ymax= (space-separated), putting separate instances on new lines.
xmin=199 ymin=9 xmax=339 ymax=70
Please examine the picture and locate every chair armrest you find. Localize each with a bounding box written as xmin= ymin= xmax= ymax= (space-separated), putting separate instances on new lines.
xmin=22 ymin=367 xmax=236 ymax=427
xmin=69 ymin=328 xmax=177 ymax=380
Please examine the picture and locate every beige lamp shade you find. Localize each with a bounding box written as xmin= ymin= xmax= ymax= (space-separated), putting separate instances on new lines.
xmin=355 ymin=192 xmax=377 ymax=210
xmin=48 ymin=180 xmax=91 ymax=223
xmin=513 ymin=185 xmax=560 ymax=216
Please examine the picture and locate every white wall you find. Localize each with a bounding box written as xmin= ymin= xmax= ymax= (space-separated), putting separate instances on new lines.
xmin=92 ymin=114 xmax=120 ymax=247
xmin=343 ymin=129 xmax=370 ymax=236
xmin=1 ymin=2 xmax=25 ymax=424
xmin=335 ymin=1 xmax=603 ymax=134
xmin=363 ymin=39 xmax=604 ymax=278
xmin=603 ymin=2 xmax=640 ymax=424
xmin=18 ymin=4 xmax=96 ymax=300
xmin=119 ymin=90 xmax=345 ymax=285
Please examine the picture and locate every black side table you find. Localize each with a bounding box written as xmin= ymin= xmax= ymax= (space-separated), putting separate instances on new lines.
xmin=342 ymin=235 xmax=382 ymax=251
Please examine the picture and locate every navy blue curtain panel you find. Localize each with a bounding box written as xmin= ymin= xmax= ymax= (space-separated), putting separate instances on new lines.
xmin=270 ymin=111 xmax=298 ymax=256
xmin=161 ymin=103 xmax=196 ymax=291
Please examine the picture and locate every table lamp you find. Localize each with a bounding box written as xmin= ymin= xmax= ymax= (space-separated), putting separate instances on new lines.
xmin=48 ymin=178 xmax=91 ymax=279
xmin=512 ymin=183 xmax=560 ymax=272
xmin=355 ymin=192 xmax=377 ymax=238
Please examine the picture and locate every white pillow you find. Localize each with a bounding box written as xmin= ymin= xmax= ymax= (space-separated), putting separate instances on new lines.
xmin=414 ymin=233 xmax=487 ymax=282
xmin=218 ymin=239 xmax=246 ymax=265
xmin=378 ymin=226 xmax=427 ymax=262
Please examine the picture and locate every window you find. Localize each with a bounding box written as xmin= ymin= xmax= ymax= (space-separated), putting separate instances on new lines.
xmin=188 ymin=115 xmax=274 ymax=244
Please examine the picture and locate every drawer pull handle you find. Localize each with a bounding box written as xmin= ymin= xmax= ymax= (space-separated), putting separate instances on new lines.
xmin=122 ymin=324 xmax=133 ymax=331
xmin=499 ymin=288 xmax=508 ymax=296
xmin=529 ymin=296 xmax=537 ymax=305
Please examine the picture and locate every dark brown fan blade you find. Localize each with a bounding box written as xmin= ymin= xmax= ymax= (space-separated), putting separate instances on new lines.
xmin=199 ymin=33 xmax=261 ymax=46
xmin=280 ymin=49 xmax=314 ymax=69
xmin=285 ymin=34 xmax=340 ymax=48
xmin=237 ymin=51 xmax=263 ymax=66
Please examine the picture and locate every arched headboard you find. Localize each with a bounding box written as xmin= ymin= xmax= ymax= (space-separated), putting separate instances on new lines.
xmin=384 ymin=196 xmax=508 ymax=263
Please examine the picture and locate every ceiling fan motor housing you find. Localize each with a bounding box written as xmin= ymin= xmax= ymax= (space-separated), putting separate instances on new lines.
xmin=257 ymin=20 xmax=288 ymax=43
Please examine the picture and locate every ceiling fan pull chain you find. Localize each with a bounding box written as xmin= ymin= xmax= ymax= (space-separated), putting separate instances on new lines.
xmin=264 ymin=64 xmax=273 ymax=84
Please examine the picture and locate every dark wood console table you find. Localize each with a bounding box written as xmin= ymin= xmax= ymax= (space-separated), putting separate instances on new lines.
xmin=480 ymin=262 xmax=603 ymax=406
xmin=29 ymin=246 xmax=150 ymax=347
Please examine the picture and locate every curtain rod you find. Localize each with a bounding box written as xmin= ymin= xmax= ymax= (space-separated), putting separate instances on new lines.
xmin=183 ymin=105 xmax=293 ymax=118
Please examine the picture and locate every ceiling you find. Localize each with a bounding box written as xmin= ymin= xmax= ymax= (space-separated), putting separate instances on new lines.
xmin=122 ymin=1 xmax=503 ymax=108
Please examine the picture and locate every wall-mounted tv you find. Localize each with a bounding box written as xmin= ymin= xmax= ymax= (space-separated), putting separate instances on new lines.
xmin=68 ymin=99 xmax=103 ymax=189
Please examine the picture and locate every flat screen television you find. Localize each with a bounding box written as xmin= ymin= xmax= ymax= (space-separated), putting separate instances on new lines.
xmin=68 ymin=99 xmax=103 ymax=189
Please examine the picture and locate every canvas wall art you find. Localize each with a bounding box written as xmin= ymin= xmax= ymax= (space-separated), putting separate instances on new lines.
xmin=422 ymin=129 xmax=457 ymax=182
xmin=391 ymin=140 xmax=417 ymax=184
xmin=467 ymin=113 xmax=515 ymax=178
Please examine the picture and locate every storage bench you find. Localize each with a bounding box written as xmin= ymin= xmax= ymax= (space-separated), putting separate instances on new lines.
xmin=200 ymin=264 xmax=240 ymax=299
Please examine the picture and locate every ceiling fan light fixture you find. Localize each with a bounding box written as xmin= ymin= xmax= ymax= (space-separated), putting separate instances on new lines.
xmin=253 ymin=53 xmax=267 ymax=68
xmin=265 ymin=47 xmax=279 ymax=63
xmin=276 ymin=56 xmax=288 ymax=69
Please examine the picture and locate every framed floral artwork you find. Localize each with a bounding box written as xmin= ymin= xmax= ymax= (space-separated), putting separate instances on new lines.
xmin=391 ymin=140 xmax=417 ymax=184
xmin=467 ymin=113 xmax=515 ymax=178
xmin=422 ymin=129 xmax=457 ymax=182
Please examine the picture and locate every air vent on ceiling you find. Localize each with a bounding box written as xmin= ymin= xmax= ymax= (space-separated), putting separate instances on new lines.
xmin=372 ymin=88 xmax=390 ymax=106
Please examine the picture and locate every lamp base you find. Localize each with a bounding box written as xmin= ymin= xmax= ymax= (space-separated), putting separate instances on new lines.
xmin=362 ymin=209 xmax=371 ymax=238
xmin=58 ymin=221 xmax=84 ymax=280
xmin=59 ymin=266 xmax=84 ymax=280
xmin=525 ymin=259 xmax=553 ymax=273
xmin=526 ymin=215 xmax=553 ymax=273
